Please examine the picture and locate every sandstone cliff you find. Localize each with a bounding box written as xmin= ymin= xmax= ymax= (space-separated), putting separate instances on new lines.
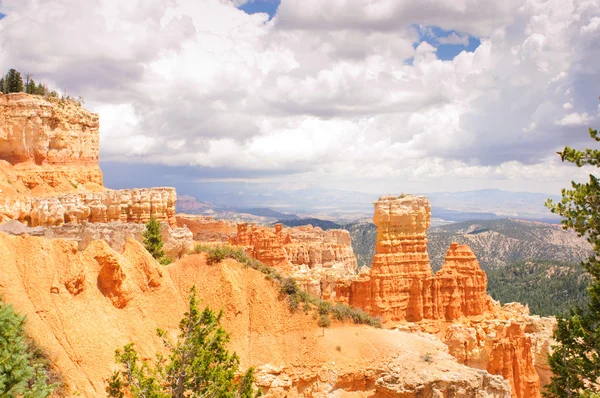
xmin=0 ymin=93 xmax=177 ymax=227
xmin=0 ymin=93 xmax=103 ymax=191
xmin=343 ymin=195 xmax=548 ymax=398
xmin=176 ymin=214 xmax=237 ymax=242
xmin=0 ymin=232 xmax=511 ymax=397
xmin=229 ymin=222 xmax=358 ymax=298
xmin=347 ymin=195 xmax=493 ymax=323
xmin=2 ymin=187 xmax=177 ymax=227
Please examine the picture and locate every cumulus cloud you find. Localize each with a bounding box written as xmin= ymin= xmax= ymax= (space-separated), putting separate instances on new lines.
xmin=437 ymin=32 xmax=471 ymax=46
xmin=0 ymin=0 xmax=598 ymax=194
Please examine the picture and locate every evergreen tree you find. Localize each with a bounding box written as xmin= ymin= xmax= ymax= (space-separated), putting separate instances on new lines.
xmin=143 ymin=217 xmax=165 ymax=260
xmin=4 ymin=69 xmax=24 ymax=93
xmin=544 ymin=125 xmax=600 ymax=396
xmin=0 ymin=301 xmax=56 ymax=397
xmin=107 ymin=287 xmax=260 ymax=398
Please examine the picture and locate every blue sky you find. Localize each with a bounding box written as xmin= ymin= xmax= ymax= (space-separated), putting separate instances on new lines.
xmin=238 ymin=0 xmax=280 ymax=20
xmin=418 ymin=25 xmax=481 ymax=61
xmin=237 ymin=1 xmax=480 ymax=61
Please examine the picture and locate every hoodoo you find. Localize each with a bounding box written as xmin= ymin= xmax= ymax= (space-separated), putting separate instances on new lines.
xmin=347 ymin=194 xmax=493 ymax=322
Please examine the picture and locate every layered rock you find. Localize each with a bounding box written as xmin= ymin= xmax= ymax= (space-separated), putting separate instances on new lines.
xmin=176 ymin=214 xmax=236 ymax=242
xmin=43 ymin=221 xmax=192 ymax=259
xmin=440 ymin=301 xmax=557 ymax=398
xmin=0 ymin=93 xmax=178 ymax=228
xmin=1 ymin=187 xmax=177 ymax=227
xmin=433 ymin=243 xmax=491 ymax=320
xmin=0 ymin=93 xmax=103 ymax=189
xmin=0 ymin=232 xmax=511 ymax=397
xmin=347 ymin=195 xmax=492 ymax=323
xmin=229 ymin=223 xmax=358 ymax=297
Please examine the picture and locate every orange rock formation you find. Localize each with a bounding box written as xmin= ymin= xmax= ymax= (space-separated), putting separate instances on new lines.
xmin=347 ymin=195 xmax=493 ymax=323
xmin=176 ymin=214 xmax=237 ymax=242
xmin=228 ymin=222 xmax=358 ymax=298
xmin=0 ymin=232 xmax=511 ymax=397
xmin=0 ymin=93 xmax=103 ymax=189
xmin=0 ymin=93 xmax=177 ymax=226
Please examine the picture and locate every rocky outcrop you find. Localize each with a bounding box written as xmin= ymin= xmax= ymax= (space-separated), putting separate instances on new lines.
xmin=0 ymin=93 xmax=103 ymax=189
xmin=1 ymin=187 xmax=177 ymax=227
xmin=0 ymin=93 xmax=178 ymax=228
xmin=0 ymin=232 xmax=511 ymax=397
xmin=229 ymin=223 xmax=358 ymax=297
xmin=40 ymin=220 xmax=192 ymax=259
xmin=176 ymin=214 xmax=236 ymax=242
xmin=433 ymin=243 xmax=491 ymax=320
xmin=347 ymin=195 xmax=493 ymax=323
xmin=396 ymin=303 xmax=554 ymax=398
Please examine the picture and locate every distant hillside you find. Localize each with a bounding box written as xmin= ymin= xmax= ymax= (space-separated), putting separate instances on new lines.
xmin=487 ymin=260 xmax=590 ymax=316
xmin=237 ymin=208 xmax=299 ymax=220
xmin=277 ymin=218 xmax=341 ymax=230
xmin=345 ymin=218 xmax=591 ymax=271
xmin=343 ymin=222 xmax=377 ymax=269
xmin=176 ymin=195 xmax=214 ymax=213
xmin=428 ymin=218 xmax=591 ymax=270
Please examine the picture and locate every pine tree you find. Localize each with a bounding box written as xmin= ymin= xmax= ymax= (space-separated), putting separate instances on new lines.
xmin=106 ymin=287 xmax=261 ymax=398
xmin=544 ymin=125 xmax=600 ymax=396
xmin=143 ymin=217 xmax=165 ymax=260
xmin=5 ymin=69 xmax=23 ymax=93
xmin=0 ymin=301 xmax=56 ymax=397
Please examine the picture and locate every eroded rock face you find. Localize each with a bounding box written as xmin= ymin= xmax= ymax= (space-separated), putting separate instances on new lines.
xmin=40 ymin=220 xmax=192 ymax=259
xmin=0 ymin=93 xmax=103 ymax=187
xmin=433 ymin=243 xmax=491 ymax=320
xmin=175 ymin=214 xmax=236 ymax=242
xmin=229 ymin=223 xmax=358 ymax=297
xmin=0 ymin=232 xmax=511 ymax=397
xmin=0 ymin=93 xmax=177 ymax=228
xmin=1 ymin=188 xmax=177 ymax=227
xmin=347 ymin=195 xmax=492 ymax=323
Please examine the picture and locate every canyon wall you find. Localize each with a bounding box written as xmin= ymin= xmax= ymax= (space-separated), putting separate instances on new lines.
xmin=229 ymin=223 xmax=357 ymax=297
xmin=176 ymin=214 xmax=236 ymax=242
xmin=0 ymin=93 xmax=103 ymax=189
xmin=1 ymin=187 xmax=177 ymax=227
xmin=0 ymin=93 xmax=177 ymax=227
xmin=0 ymin=232 xmax=511 ymax=397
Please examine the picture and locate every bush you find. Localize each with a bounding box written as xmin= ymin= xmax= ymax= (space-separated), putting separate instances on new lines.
xmin=142 ymin=217 xmax=164 ymax=260
xmin=193 ymin=244 xmax=382 ymax=328
xmin=318 ymin=314 xmax=331 ymax=328
xmin=107 ymin=287 xmax=260 ymax=398
xmin=0 ymin=300 xmax=57 ymax=396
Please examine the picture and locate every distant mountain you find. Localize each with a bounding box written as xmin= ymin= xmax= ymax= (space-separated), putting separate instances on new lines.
xmin=176 ymin=195 xmax=214 ymax=213
xmin=345 ymin=218 xmax=591 ymax=271
xmin=428 ymin=218 xmax=591 ymax=270
xmin=487 ymin=260 xmax=590 ymax=317
xmin=426 ymin=189 xmax=561 ymax=222
xmin=431 ymin=208 xmax=502 ymax=223
xmin=237 ymin=208 xmax=299 ymax=221
xmin=277 ymin=218 xmax=342 ymax=230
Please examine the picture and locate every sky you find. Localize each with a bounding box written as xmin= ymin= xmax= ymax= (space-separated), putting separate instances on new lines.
xmin=0 ymin=0 xmax=599 ymax=198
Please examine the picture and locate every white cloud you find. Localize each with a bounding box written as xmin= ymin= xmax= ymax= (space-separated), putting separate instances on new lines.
xmin=438 ymin=32 xmax=471 ymax=46
xmin=556 ymin=112 xmax=594 ymax=126
xmin=0 ymin=0 xmax=598 ymax=194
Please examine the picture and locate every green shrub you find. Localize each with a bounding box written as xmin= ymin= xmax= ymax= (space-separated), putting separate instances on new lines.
xmin=107 ymin=287 xmax=260 ymax=398
xmin=158 ymin=256 xmax=173 ymax=266
xmin=317 ymin=314 xmax=331 ymax=328
xmin=0 ymin=300 xmax=58 ymax=396
xmin=193 ymin=244 xmax=382 ymax=328
xmin=142 ymin=217 xmax=164 ymax=260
